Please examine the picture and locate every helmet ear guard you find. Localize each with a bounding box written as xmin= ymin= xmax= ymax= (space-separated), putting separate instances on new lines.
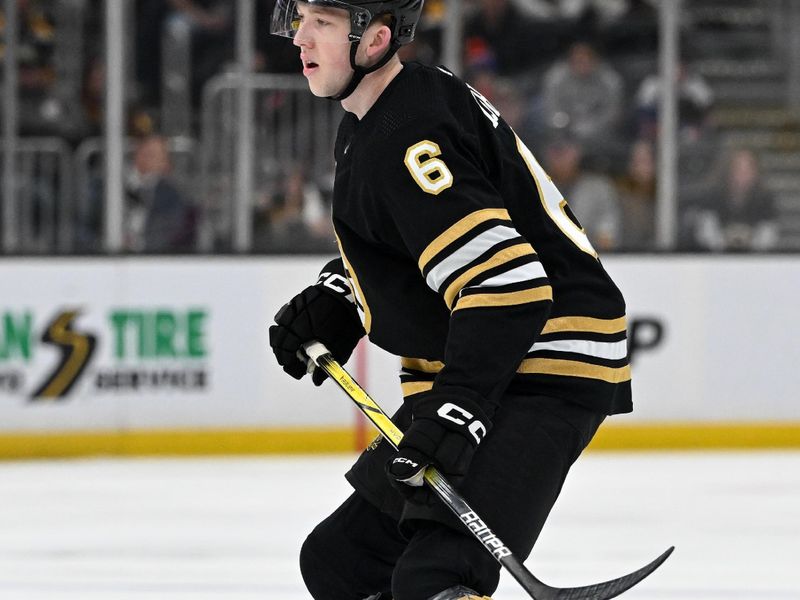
xmin=331 ymin=0 xmax=424 ymax=47
xmin=347 ymin=8 xmax=373 ymax=42
xmin=373 ymin=0 xmax=425 ymax=46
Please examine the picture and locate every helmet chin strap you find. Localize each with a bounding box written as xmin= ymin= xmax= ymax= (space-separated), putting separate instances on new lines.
xmin=328 ymin=40 xmax=401 ymax=102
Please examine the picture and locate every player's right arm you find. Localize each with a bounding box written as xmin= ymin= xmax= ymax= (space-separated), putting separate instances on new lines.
xmin=268 ymin=258 xmax=365 ymax=385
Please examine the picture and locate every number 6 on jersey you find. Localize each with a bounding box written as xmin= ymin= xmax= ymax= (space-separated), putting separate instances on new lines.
xmin=404 ymin=140 xmax=454 ymax=195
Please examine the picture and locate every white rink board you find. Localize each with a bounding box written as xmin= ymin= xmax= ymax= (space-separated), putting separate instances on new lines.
xmin=0 ymin=257 xmax=355 ymax=432
xmin=0 ymin=256 xmax=797 ymax=434
xmin=604 ymin=255 xmax=799 ymax=421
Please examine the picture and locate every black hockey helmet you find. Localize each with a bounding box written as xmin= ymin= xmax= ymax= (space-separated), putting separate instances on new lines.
xmin=270 ymin=0 xmax=425 ymax=100
xmin=271 ymin=0 xmax=424 ymax=46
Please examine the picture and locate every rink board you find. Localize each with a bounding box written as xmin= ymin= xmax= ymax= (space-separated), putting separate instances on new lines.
xmin=0 ymin=255 xmax=798 ymax=457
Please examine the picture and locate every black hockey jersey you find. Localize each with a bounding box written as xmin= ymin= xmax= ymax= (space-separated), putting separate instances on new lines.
xmin=331 ymin=62 xmax=631 ymax=415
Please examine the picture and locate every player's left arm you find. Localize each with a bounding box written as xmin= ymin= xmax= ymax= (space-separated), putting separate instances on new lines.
xmin=380 ymin=123 xmax=553 ymax=415
xmin=380 ymin=121 xmax=553 ymax=490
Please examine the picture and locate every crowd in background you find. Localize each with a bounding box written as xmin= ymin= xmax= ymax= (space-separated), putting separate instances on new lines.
xmin=0 ymin=0 xmax=783 ymax=254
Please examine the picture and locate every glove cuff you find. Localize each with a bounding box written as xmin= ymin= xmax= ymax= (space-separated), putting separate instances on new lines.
xmin=411 ymin=390 xmax=492 ymax=447
xmin=315 ymin=269 xmax=358 ymax=307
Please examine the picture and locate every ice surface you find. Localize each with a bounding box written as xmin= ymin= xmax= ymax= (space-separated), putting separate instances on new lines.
xmin=0 ymin=452 xmax=798 ymax=599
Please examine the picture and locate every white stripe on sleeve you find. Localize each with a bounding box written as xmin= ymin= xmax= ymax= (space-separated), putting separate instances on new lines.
xmin=529 ymin=339 xmax=628 ymax=361
xmin=472 ymin=261 xmax=548 ymax=289
xmin=425 ymin=225 xmax=520 ymax=291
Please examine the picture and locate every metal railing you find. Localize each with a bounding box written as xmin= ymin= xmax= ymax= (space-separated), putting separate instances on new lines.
xmin=161 ymin=12 xmax=194 ymax=137
xmin=0 ymin=137 xmax=73 ymax=254
xmin=197 ymin=72 xmax=343 ymax=252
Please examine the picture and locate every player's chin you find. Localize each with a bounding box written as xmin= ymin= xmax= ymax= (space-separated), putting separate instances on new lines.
xmin=306 ymin=80 xmax=330 ymax=98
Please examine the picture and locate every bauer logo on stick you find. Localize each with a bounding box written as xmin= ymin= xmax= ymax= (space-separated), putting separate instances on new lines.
xmin=459 ymin=511 xmax=512 ymax=559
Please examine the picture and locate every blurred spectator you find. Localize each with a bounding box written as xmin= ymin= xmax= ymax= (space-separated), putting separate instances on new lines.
xmin=0 ymin=0 xmax=59 ymax=135
xmin=551 ymin=0 xmax=629 ymax=22
xmin=167 ymin=0 xmax=230 ymax=34
xmin=543 ymin=0 xmax=658 ymax=52
xmin=124 ymin=135 xmax=198 ymax=253
xmin=601 ymin=0 xmax=659 ymax=57
xmin=135 ymin=0 xmax=233 ymax=110
xmin=547 ymin=0 xmax=629 ymax=39
xmin=77 ymin=55 xmax=157 ymax=140
xmin=168 ymin=0 xmax=233 ymax=105
xmin=253 ymin=165 xmax=333 ymax=253
xmin=615 ymin=139 xmax=656 ymax=250
xmin=635 ymin=60 xmax=715 ymax=143
xmin=544 ymin=136 xmax=621 ymax=251
xmin=77 ymin=136 xmax=197 ymax=253
xmin=684 ymin=148 xmax=779 ymax=252
xmin=464 ymin=0 xmax=539 ymax=76
xmin=540 ymin=41 xmax=624 ymax=159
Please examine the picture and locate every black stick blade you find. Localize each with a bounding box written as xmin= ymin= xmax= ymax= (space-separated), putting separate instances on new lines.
xmin=548 ymin=546 xmax=674 ymax=600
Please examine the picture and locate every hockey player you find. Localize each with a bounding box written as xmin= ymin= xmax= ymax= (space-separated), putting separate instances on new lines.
xmin=268 ymin=1 xmax=632 ymax=599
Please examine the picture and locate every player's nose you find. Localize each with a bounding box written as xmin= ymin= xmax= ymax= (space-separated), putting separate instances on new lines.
xmin=293 ymin=23 xmax=313 ymax=47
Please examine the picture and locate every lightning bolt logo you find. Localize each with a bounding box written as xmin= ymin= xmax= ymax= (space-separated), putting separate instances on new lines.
xmin=31 ymin=310 xmax=97 ymax=400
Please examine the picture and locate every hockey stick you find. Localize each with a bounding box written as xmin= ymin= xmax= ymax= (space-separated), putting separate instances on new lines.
xmin=303 ymin=341 xmax=673 ymax=600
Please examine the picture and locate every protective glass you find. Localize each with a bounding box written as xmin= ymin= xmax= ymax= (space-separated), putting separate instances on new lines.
xmin=270 ymin=0 xmax=372 ymax=44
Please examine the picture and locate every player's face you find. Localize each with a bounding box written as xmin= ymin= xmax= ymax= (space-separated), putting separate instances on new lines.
xmin=293 ymin=4 xmax=354 ymax=98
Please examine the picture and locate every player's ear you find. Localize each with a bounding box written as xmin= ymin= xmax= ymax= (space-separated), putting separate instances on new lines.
xmin=363 ymin=21 xmax=392 ymax=61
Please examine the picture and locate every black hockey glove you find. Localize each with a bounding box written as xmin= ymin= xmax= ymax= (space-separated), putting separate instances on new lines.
xmin=386 ymin=390 xmax=491 ymax=504
xmin=268 ymin=278 xmax=364 ymax=386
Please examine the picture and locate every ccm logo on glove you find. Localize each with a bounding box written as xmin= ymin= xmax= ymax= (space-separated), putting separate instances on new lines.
xmin=317 ymin=272 xmax=355 ymax=303
xmin=437 ymin=402 xmax=488 ymax=444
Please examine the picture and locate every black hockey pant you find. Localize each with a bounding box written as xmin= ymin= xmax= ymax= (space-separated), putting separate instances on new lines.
xmin=300 ymin=393 xmax=605 ymax=600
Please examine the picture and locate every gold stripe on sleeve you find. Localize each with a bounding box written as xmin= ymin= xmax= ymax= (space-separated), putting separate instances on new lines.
xmin=442 ymin=243 xmax=534 ymax=309
xmin=541 ymin=316 xmax=627 ymax=335
xmin=401 ymin=381 xmax=435 ymax=397
xmin=418 ymin=208 xmax=511 ymax=272
xmin=517 ymin=358 xmax=631 ymax=384
xmin=335 ymin=234 xmax=372 ymax=333
xmin=400 ymin=357 xmax=445 ymax=373
xmin=452 ymin=286 xmax=552 ymax=312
